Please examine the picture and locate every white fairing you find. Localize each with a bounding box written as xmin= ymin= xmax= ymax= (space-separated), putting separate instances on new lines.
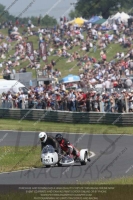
xmin=59 ymin=156 xmax=75 ymax=166
xmin=59 ymin=161 xmax=74 ymax=166
xmin=41 ymin=152 xmax=58 ymax=166
xmin=79 ymin=149 xmax=88 ymax=161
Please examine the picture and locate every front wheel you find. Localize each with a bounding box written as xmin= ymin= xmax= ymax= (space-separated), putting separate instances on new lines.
xmin=45 ymin=165 xmax=51 ymax=168
xmin=81 ymin=152 xmax=88 ymax=165
xmin=58 ymin=163 xmax=62 ymax=167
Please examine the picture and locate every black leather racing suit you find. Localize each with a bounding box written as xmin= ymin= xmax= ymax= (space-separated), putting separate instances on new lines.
xmin=41 ymin=136 xmax=61 ymax=154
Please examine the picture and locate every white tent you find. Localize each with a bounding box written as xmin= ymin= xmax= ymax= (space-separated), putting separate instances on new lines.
xmin=101 ymin=12 xmax=121 ymax=25
xmin=119 ymin=12 xmax=130 ymax=22
xmin=121 ymin=12 xmax=130 ymax=18
xmin=102 ymin=16 xmax=112 ymax=25
xmin=102 ymin=12 xmax=130 ymax=25
xmin=111 ymin=12 xmax=121 ymax=20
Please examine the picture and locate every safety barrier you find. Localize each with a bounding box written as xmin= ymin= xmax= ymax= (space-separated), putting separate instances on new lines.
xmin=0 ymin=109 xmax=133 ymax=125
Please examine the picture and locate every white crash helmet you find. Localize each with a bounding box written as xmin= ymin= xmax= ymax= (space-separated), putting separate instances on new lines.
xmin=38 ymin=132 xmax=47 ymax=143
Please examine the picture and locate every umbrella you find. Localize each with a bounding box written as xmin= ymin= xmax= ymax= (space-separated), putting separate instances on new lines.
xmin=60 ymin=74 xmax=80 ymax=83
xmin=66 ymin=19 xmax=75 ymax=25
xmin=72 ymin=18 xmax=85 ymax=26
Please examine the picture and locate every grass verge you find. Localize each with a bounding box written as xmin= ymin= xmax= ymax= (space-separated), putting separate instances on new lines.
xmin=0 ymin=146 xmax=91 ymax=173
xmin=0 ymin=119 xmax=133 ymax=134
xmin=0 ymin=146 xmax=41 ymax=173
xmin=87 ymin=176 xmax=133 ymax=184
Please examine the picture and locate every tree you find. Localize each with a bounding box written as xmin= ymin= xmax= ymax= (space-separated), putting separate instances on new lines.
xmin=0 ymin=3 xmax=16 ymax=23
xmin=0 ymin=3 xmax=57 ymax=27
xmin=69 ymin=10 xmax=79 ymax=20
xmin=0 ymin=4 xmax=6 ymax=17
xmin=41 ymin=15 xmax=57 ymax=27
xmin=75 ymin=0 xmax=133 ymax=18
xmin=0 ymin=4 xmax=9 ymax=22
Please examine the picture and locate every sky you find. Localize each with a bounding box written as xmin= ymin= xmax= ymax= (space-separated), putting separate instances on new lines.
xmin=0 ymin=0 xmax=77 ymax=21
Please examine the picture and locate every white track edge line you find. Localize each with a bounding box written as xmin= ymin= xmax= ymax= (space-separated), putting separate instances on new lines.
xmin=0 ymin=130 xmax=132 ymax=136
xmin=89 ymin=151 xmax=96 ymax=158
xmin=0 ymin=167 xmax=37 ymax=175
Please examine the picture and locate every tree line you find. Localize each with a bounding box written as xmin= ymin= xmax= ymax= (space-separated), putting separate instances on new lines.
xmin=69 ymin=0 xmax=133 ymax=19
xmin=0 ymin=4 xmax=57 ymax=27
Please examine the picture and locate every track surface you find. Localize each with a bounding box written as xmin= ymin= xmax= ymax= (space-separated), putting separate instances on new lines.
xmin=0 ymin=131 xmax=133 ymax=184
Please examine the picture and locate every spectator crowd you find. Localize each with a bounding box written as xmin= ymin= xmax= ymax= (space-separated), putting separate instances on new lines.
xmin=1 ymin=85 xmax=133 ymax=113
xmin=1 ymin=16 xmax=133 ymax=113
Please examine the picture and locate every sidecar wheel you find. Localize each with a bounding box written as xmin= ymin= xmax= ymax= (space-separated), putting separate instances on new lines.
xmin=81 ymin=152 xmax=88 ymax=165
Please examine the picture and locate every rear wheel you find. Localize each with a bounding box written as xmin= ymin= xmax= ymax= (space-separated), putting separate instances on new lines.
xmin=81 ymin=152 xmax=88 ymax=165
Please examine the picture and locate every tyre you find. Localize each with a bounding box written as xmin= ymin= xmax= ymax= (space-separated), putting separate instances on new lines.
xmin=45 ymin=165 xmax=51 ymax=168
xmin=58 ymin=163 xmax=62 ymax=167
xmin=81 ymin=152 xmax=88 ymax=165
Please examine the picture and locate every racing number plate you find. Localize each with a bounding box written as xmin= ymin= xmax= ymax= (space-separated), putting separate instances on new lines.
xmin=43 ymin=158 xmax=50 ymax=163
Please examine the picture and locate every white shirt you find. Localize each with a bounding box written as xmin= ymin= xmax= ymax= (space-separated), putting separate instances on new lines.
xmin=125 ymin=69 xmax=129 ymax=76
xmin=88 ymin=23 xmax=92 ymax=29
xmin=105 ymin=80 xmax=110 ymax=88
xmin=92 ymin=29 xmax=97 ymax=35
xmin=113 ymin=24 xmax=117 ymax=31
xmin=90 ymin=43 xmax=93 ymax=47
xmin=68 ymin=92 xmax=74 ymax=100
xmin=102 ymin=82 xmax=106 ymax=88
xmin=102 ymin=69 xmax=106 ymax=74
xmin=6 ymin=69 xmax=11 ymax=73
xmin=8 ymin=60 xmax=12 ymax=65
xmin=8 ymin=94 xmax=12 ymax=101
xmin=80 ymin=74 xmax=84 ymax=78
xmin=118 ymin=38 xmax=123 ymax=43
xmin=121 ymin=52 xmax=124 ymax=57
xmin=95 ymin=84 xmax=103 ymax=88
xmin=90 ymin=78 xmax=96 ymax=84
xmin=13 ymin=26 xmax=18 ymax=32
xmin=79 ymin=34 xmax=84 ymax=40
xmin=126 ymin=79 xmax=132 ymax=86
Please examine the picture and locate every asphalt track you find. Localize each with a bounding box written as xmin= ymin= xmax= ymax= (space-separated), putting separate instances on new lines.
xmin=0 ymin=131 xmax=133 ymax=184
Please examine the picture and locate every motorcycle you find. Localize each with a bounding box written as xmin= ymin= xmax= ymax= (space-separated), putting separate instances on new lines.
xmin=41 ymin=145 xmax=90 ymax=167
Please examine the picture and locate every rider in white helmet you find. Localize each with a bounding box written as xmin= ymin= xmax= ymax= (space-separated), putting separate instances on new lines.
xmin=39 ymin=132 xmax=61 ymax=154
xmin=39 ymin=132 xmax=47 ymax=143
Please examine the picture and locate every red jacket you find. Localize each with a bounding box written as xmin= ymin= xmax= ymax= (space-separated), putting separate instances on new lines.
xmin=59 ymin=138 xmax=71 ymax=152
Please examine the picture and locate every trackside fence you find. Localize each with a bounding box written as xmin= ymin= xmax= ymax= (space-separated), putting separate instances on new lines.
xmin=0 ymin=109 xmax=133 ymax=125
